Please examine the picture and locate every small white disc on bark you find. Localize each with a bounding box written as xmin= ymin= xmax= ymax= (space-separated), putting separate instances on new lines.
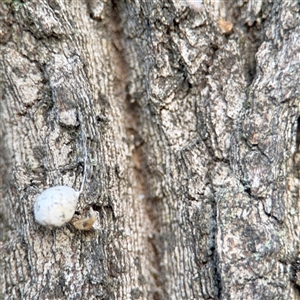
xmin=34 ymin=186 xmax=79 ymax=227
xmin=185 ymin=0 xmax=203 ymax=12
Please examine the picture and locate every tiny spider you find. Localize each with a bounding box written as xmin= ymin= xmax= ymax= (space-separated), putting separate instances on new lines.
xmin=70 ymin=206 xmax=97 ymax=231
xmin=218 ymin=20 xmax=233 ymax=34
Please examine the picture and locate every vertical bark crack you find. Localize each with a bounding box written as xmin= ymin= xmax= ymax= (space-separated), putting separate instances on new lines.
xmin=110 ymin=4 xmax=165 ymax=298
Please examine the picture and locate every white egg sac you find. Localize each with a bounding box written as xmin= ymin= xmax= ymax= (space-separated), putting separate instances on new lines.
xmin=34 ymin=186 xmax=79 ymax=227
xmin=185 ymin=0 xmax=203 ymax=12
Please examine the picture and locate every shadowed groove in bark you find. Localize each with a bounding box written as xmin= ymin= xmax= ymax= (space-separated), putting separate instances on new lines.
xmin=296 ymin=117 xmax=300 ymax=151
xmin=110 ymin=3 xmax=165 ymax=298
xmin=224 ymin=0 xmax=270 ymax=86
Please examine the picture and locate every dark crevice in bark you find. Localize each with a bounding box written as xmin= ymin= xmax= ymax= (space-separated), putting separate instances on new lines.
xmin=181 ymin=141 xmax=220 ymax=297
xmin=209 ymin=166 xmax=224 ymax=300
xmin=296 ymin=117 xmax=300 ymax=151
xmin=126 ymin=98 xmax=166 ymax=298
xmin=291 ymin=256 xmax=300 ymax=291
xmin=111 ymin=3 xmax=165 ymax=298
xmin=226 ymin=1 xmax=270 ymax=87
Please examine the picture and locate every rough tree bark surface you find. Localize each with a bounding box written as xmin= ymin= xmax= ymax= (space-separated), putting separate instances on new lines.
xmin=1 ymin=0 xmax=300 ymax=299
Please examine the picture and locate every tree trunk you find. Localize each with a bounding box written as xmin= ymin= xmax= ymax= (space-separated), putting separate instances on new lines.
xmin=1 ymin=0 xmax=300 ymax=299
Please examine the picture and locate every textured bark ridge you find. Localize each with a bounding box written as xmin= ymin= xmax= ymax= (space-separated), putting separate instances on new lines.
xmin=1 ymin=0 xmax=300 ymax=299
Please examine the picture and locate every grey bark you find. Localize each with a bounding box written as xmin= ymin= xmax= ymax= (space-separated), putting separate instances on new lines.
xmin=1 ymin=0 xmax=300 ymax=299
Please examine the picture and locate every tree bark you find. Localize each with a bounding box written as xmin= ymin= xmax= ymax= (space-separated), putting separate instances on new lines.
xmin=1 ymin=0 xmax=300 ymax=299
